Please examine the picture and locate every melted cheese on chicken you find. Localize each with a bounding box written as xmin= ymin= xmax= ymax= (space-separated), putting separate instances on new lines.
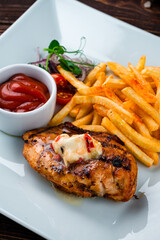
xmin=52 ymin=134 xmax=102 ymax=166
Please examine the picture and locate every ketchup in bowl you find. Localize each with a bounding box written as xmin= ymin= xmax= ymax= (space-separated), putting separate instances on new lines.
xmin=0 ymin=73 xmax=50 ymax=112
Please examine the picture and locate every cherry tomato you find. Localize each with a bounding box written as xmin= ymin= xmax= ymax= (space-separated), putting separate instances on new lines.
xmin=51 ymin=73 xmax=74 ymax=105
xmin=56 ymin=91 xmax=73 ymax=105
xmin=51 ymin=73 xmax=67 ymax=89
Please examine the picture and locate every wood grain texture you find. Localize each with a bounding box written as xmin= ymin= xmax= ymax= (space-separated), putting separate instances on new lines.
xmin=78 ymin=0 xmax=160 ymax=36
xmin=0 ymin=214 xmax=44 ymax=240
xmin=0 ymin=0 xmax=36 ymax=35
xmin=0 ymin=0 xmax=160 ymax=240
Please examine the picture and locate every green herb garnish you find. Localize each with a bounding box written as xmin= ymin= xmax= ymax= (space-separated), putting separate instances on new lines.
xmin=43 ymin=37 xmax=95 ymax=75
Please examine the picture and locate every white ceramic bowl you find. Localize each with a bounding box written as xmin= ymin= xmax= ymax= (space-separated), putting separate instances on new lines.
xmin=0 ymin=64 xmax=57 ymax=136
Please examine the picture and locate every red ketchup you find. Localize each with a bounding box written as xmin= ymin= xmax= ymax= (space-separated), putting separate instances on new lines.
xmin=0 ymin=73 xmax=50 ymax=112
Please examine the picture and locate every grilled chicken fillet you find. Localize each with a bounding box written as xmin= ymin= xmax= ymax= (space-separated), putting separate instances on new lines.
xmin=23 ymin=122 xmax=137 ymax=201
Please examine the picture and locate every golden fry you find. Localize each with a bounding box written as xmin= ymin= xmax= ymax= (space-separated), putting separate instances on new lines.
xmin=144 ymin=66 xmax=160 ymax=72
xmin=92 ymin=110 xmax=102 ymax=125
xmin=93 ymin=72 xmax=105 ymax=87
xmin=104 ymin=89 xmax=123 ymax=105
xmin=80 ymin=125 xmax=108 ymax=132
xmin=132 ymin=113 xmax=151 ymax=138
xmin=107 ymin=109 xmax=160 ymax=152
xmin=84 ymin=63 xmax=107 ymax=86
xmin=101 ymin=117 xmax=153 ymax=167
xmin=115 ymin=90 xmax=128 ymax=101
xmin=93 ymin=104 xmax=108 ymax=117
xmin=73 ymin=95 xmax=133 ymax=124
xmin=122 ymin=100 xmax=136 ymax=111
xmin=108 ymin=62 xmax=156 ymax=103
xmin=136 ymin=107 xmax=159 ymax=132
xmin=129 ymin=63 xmax=154 ymax=94
xmin=78 ymin=86 xmax=104 ymax=96
xmin=142 ymin=68 xmax=160 ymax=86
xmin=49 ymin=98 xmax=75 ymax=126
xmin=122 ymin=101 xmax=152 ymax=138
xmin=156 ymin=82 xmax=160 ymax=112
xmin=76 ymin=104 xmax=93 ymax=120
xmin=72 ymin=112 xmax=93 ymax=127
xmin=122 ymin=87 xmax=160 ymax=125
xmin=107 ymin=62 xmax=132 ymax=78
xmin=69 ymin=105 xmax=81 ymax=118
xmin=50 ymin=56 xmax=160 ymax=168
xmin=142 ymin=149 xmax=159 ymax=165
xmin=103 ymin=76 xmax=127 ymax=90
xmin=136 ymin=56 xmax=146 ymax=72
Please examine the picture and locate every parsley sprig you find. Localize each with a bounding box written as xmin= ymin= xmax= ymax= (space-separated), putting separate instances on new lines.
xmin=43 ymin=37 xmax=95 ymax=75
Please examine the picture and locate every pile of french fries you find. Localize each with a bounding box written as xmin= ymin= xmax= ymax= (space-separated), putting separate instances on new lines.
xmin=49 ymin=57 xmax=160 ymax=167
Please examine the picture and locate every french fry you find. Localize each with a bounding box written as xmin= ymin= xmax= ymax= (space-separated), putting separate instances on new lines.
xmin=93 ymin=72 xmax=105 ymax=87
xmin=93 ymin=104 xmax=108 ymax=117
xmin=107 ymin=109 xmax=160 ymax=152
xmin=84 ymin=63 xmax=107 ymax=86
xmin=144 ymin=66 xmax=160 ymax=72
xmin=78 ymin=86 xmax=104 ymax=96
xmin=122 ymin=100 xmax=137 ymax=111
xmin=103 ymin=75 xmax=113 ymax=85
xmin=73 ymin=95 xmax=134 ymax=124
xmin=133 ymin=117 xmax=159 ymax=164
xmin=131 ymin=106 xmax=159 ymax=165
xmin=104 ymin=89 xmax=123 ymax=105
xmin=136 ymin=107 xmax=159 ymax=132
xmin=107 ymin=62 xmax=132 ymax=78
xmin=129 ymin=63 xmax=154 ymax=94
xmin=136 ymin=56 xmax=146 ymax=72
xmin=156 ymin=82 xmax=160 ymax=112
xmin=78 ymin=72 xmax=106 ymax=96
xmin=142 ymin=68 xmax=160 ymax=86
xmin=132 ymin=113 xmax=151 ymax=138
xmin=57 ymin=65 xmax=88 ymax=90
xmin=108 ymin=62 xmax=156 ymax=103
xmin=115 ymin=90 xmax=128 ymax=101
xmin=103 ymin=76 xmax=127 ymax=90
xmin=143 ymin=67 xmax=160 ymax=74
xmin=72 ymin=112 xmax=93 ymax=127
xmin=148 ymin=152 xmax=159 ymax=165
xmin=69 ymin=104 xmax=81 ymax=118
xmin=101 ymin=117 xmax=153 ymax=167
xmin=122 ymin=101 xmax=152 ymax=138
xmin=92 ymin=110 xmax=102 ymax=125
xmin=49 ymin=98 xmax=75 ymax=126
xmin=122 ymin=87 xmax=160 ymax=125
xmin=80 ymin=125 xmax=108 ymax=132
xmin=50 ymin=56 xmax=160 ymax=168
xmin=153 ymin=100 xmax=159 ymax=112
xmin=76 ymin=104 xmax=93 ymax=120
xmin=142 ymin=149 xmax=159 ymax=165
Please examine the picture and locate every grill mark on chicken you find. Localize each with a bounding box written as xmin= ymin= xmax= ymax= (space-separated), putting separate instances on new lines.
xmin=102 ymin=143 xmax=126 ymax=151
xmin=23 ymin=122 xmax=138 ymax=201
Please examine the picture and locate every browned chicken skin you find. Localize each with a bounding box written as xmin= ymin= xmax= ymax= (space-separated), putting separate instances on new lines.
xmin=23 ymin=122 xmax=138 ymax=201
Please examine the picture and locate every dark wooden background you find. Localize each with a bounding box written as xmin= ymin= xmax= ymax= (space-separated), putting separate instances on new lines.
xmin=0 ymin=0 xmax=160 ymax=239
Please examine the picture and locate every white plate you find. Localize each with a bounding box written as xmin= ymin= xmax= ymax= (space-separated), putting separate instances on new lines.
xmin=0 ymin=0 xmax=160 ymax=239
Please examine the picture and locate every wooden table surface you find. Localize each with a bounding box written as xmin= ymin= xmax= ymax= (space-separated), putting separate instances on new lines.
xmin=0 ymin=0 xmax=160 ymax=239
